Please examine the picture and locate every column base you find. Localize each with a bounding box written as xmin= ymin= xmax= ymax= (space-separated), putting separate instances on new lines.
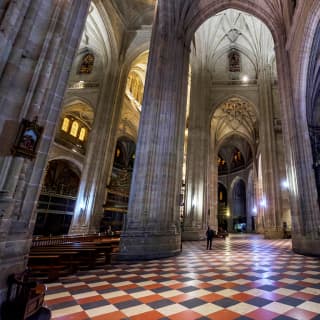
xmin=264 ymin=229 xmax=283 ymax=239
xmin=118 ymin=231 xmax=181 ymax=260
xmin=182 ymin=228 xmax=206 ymax=241
xmin=292 ymin=236 xmax=320 ymax=257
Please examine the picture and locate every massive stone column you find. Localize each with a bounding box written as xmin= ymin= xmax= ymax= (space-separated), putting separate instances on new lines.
xmin=258 ymin=66 xmax=282 ymax=238
xmin=183 ymin=68 xmax=211 ymax=240
xmin=69 ymin=64 xmax=123 ymax=235
xmin=282 ymin=2 xmax=320 ymax=256
xmin=119 ymin=2 xmax=189 ymax=259
xmin=0 ymin=0 xmax=90 ymax=305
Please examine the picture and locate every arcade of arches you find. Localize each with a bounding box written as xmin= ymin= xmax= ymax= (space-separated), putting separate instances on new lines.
xmin=0 ymin=0 xmax=320 ymax=307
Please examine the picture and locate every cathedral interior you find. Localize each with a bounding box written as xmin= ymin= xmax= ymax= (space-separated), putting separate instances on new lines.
xmin=1 ymin=0 xmax=320 ymax=319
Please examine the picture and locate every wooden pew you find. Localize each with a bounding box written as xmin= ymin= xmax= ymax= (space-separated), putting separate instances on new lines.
xmin=28 ymin=235 xmax=121 ymax=280
xmin=29 ymin=250 xmax=80 ymax=274
xmin=53 ymin=243 xmax=112 ymax=266
xmin=28 ymin=255 xmax=66 ymax=281
xmin=30 ymin=247 xmax=97 ymax=270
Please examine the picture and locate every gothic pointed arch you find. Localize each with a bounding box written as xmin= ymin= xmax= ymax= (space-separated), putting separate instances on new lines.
xmin=56 ymin=101 xmax=94 ymax=155
xmin=230 ymin=177 xmax=247 ymax=232
xmin=34 ymin=159 xmax=81 ymax=236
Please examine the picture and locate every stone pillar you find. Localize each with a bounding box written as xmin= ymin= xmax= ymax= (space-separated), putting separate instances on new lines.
xmin=0 ymin=0 xmax=90 ymax=306
xmin=277 ymin=14 xmax=320 ymax=255
xmin=258 ymin=66 xmax=282 ymax=238
xmin=69 ymin=65 xmax=123 ymax=235
xmin=119 ymin=2 xmax=189 ymax=259
xmin=208 ymin=128 xmax=219 ymax=234
xmin=183 ymin=68 xmax=211 ymax=240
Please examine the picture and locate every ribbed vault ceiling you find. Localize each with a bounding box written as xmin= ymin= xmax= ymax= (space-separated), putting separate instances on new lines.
xmin=193 ymin=9 xmax=275 ymax=71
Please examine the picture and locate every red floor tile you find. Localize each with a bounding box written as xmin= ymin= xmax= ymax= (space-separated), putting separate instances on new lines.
xmin=207 ymin=309 xmax=241 ymax=320
xmin=170 ymin=310 xmax=203 ymax=320
xmin=285 ymin=307 xmax=318 ymax=320
xmin=221 ymin=282 xmax=237 ymax=288
xmin=232 ymin=292 xmax=255 ymax=301
xmin=130 ymin=310 xmax=164 ymax=320
xmin=117 ymin=283 xmax=138 ymax=290
xmin=108 ymin=294 xmax=132 ymax=304
xmin=291 ymin=292 xmax=315 ymax=300
xmin=245 ymin=308 xmax=279 ymax=320
xmin=138 ymin=294 xmax=164 ymax=303
xmin=170 ymin=283 xmax=189 ymax=289
xmin=170 ymin=293 xmax=193 ymax=303
xmin=201 ymin=293 xmax=225 ymax=302
xmin=46 ymin=295 xmax=75 ymax=307
xmin=145 ymin=283 xmax=163 ymax=290
xmin=76 ymin=295 xmax=103 ymax=304
xmin=91 ymin=311 xmax=126 ymax=320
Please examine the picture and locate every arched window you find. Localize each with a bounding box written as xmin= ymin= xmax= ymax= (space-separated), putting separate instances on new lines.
xmin=61 ymin=117 xmax=70 ymax=132
xmin=78 ymin=53 xmax=95 ymax=74
xmin=70 ymin=121 xmax=79 ymax=137
xmin=78 ymin=127 xmax=87 ymax=141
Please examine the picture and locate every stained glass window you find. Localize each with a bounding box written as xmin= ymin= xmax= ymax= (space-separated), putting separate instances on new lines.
xmin=61 ymin=117 xmax=70 ymax=132
xmin=79 ymin=127 xmax=86 ymax=141
xmin=70 ymin=121 xmax=79 ymax=137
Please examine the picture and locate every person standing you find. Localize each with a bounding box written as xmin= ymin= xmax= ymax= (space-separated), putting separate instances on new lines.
xmin=206 ymin=226 xmax=215 ymax=250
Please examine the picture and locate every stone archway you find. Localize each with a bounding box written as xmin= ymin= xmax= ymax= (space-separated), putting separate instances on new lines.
xmin=230 ymin=177 xmax=247 ymax=232
xmin=217 ymin=182 xmax=228 ymax=231
xmin=209 ymin=94 xmax=257 ymax=237
xmin=101 ymin=137 xmax=137 ymax=233
xmin=34 ymin=159 xmax=81 ymax=236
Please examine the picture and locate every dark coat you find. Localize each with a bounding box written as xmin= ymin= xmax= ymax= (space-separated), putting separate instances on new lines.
xmin=206 ymin=229 xmax=214 ymax=240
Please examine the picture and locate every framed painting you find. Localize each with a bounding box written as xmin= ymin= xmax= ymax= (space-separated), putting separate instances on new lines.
xmin=11 ymin=117 xmax=43 ymax=159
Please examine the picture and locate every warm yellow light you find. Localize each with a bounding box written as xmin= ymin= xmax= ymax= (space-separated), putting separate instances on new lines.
xmin=79 ymin=127 xmax=86 ymax=141
xmin=242 ymin=75 xmax=249 ymax=82
xmin=61 ymin=117 xmax=70 ymax=132
xmin=70 ymin=121 xmax=79 ymax=137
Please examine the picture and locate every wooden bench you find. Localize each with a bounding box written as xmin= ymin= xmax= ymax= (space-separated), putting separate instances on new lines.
xmin=55 ymin=243 xmax=112 ymax=266
xmin=28 ymin=255 xmax=67 ymax=281
xmin=29 ymin=250 xmax=80 ymax=274
xmin=30 ymin=247 xmax=97 ymax=271
xmin=28 ymin=237 xmax=121 ymax=280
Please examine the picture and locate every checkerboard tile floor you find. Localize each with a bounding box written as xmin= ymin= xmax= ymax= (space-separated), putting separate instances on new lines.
xmin=44 ymin=234 xmax=320 ymax=319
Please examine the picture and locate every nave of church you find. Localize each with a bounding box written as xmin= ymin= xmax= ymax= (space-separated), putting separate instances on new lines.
xmin=1 ymin=0 xmax=320 ymax=318
xmin=45 ymin=235 xmax=320 ymax=320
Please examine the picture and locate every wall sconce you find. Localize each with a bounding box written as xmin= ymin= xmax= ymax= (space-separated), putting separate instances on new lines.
xmin=252 ymin=206 xmax=257 ymax=214
xmin=242 ymin=75 xmax=249 ymax=82
xmin=281 ymin=179 xmax=289 ymax=190
xmin=259 ymin=196 xmax=267 ymax=208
